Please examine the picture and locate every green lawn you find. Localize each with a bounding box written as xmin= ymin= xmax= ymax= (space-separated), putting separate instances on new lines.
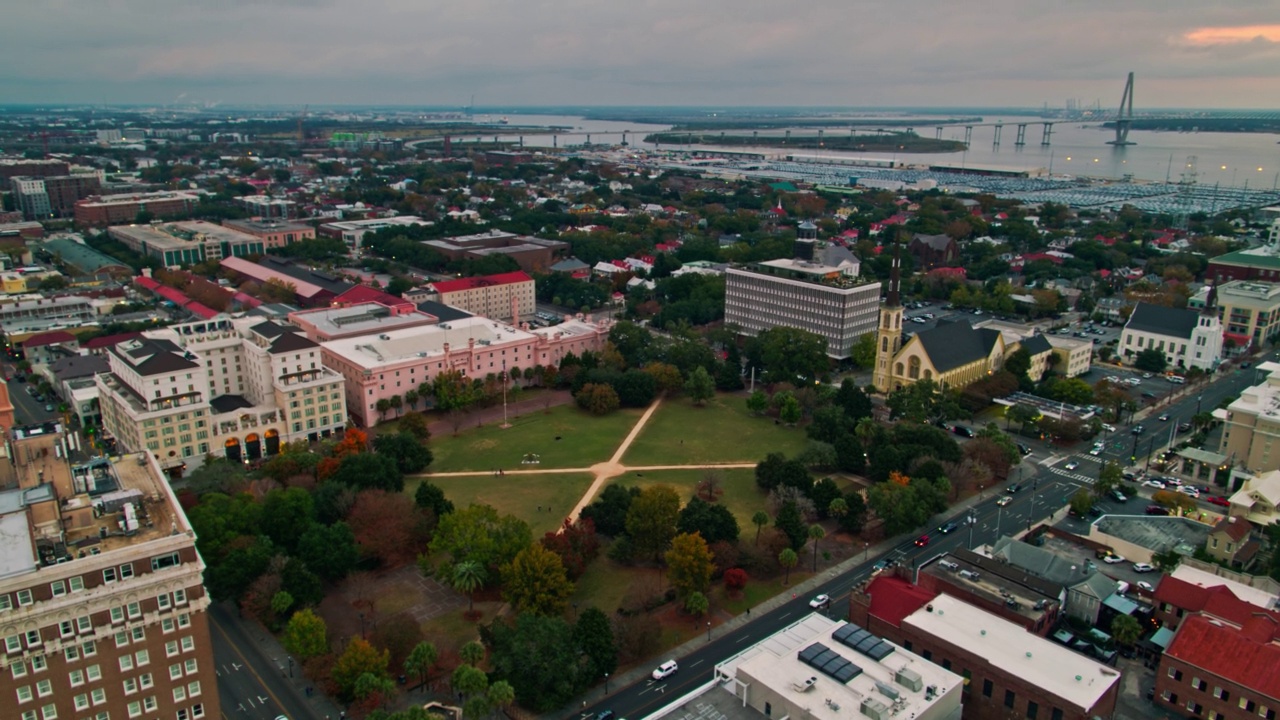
xmin=408 ymin=472 xmax=595 ymax=537
xmin=426 ymin=404 xmax=642 ymax=472
xmin=607 ymin=468 xmax=765 ymax=531
xmin=621 ymin=396 xmax=810 ymax=467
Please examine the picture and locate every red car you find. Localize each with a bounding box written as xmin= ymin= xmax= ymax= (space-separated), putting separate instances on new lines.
xmin=1206 ymin=496 xmax=1231 ymax=507
xmin=914 ymin=535 xmax=930 ymax=547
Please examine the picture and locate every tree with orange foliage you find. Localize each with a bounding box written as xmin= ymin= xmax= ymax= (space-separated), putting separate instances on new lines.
xmin=888 ymin=470 xmax=911 ymax=487
xmin=317 ymin=429 xmax=368 ymax=481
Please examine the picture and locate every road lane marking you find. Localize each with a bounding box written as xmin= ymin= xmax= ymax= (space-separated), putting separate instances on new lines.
xmin=211 ymin=616 xmax=291 ymax=717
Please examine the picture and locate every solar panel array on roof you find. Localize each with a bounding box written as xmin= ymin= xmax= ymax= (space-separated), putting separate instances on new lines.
xmin=833 ymin=623 xmax=896 ymax=661
xmin=797 ymin=643 xmax=862 ymax=684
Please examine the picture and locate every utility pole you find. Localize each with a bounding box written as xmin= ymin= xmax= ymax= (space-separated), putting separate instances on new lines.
xmin=500 ymin=361 xmax=510 ymax=429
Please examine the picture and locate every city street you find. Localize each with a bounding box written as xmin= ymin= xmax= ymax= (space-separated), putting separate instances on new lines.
xmin=210 ymin=602 xmax=337 ymax=720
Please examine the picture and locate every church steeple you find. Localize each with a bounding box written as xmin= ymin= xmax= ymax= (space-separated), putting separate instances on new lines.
xmin=886 ymin=242 xmax=902 ymax=308
xmin=873 ymin=241 xmax=905 ymax=393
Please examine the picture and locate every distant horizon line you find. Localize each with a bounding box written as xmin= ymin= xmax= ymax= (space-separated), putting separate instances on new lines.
xmin=1 ymin=103 xmax=1277 ymax=114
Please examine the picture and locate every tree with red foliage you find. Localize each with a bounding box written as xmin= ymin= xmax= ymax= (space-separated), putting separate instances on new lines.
xmin=317 ymin=429 xmax=368 ymax=481
xmin=346 ymin=490 xmax=430 ymax=567
xmin=723 ymin=567 xmax=748 ymax=592
xmin=540 ymin=517 xmax=600 ymax=580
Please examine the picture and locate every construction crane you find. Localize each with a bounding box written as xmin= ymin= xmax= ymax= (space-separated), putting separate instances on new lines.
xmin=297 ymin=105 xmax=308 ymax=144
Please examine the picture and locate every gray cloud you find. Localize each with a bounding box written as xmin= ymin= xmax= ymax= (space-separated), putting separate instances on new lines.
xmin=0 ymin=0 xmax=1276 ymax=107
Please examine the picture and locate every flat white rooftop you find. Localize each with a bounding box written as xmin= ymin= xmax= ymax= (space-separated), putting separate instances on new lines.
xmin=902 ymin=594 xmax=1119 ymax=710
xmin=322 ymin=315 xmax=535 ymax=370
xmin=716 ymin=614 xmax=962 ymax=720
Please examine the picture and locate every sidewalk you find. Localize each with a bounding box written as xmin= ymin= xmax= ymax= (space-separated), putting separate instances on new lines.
xmin=557 ymin=485 xmax=999 ymax=720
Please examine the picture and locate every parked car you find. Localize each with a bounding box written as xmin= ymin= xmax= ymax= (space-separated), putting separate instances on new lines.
xmin=652 ymin=660 xmax=678 ymax=680
xmin=1101 ymin=423 xmax=1116 ymax=432
xmin=951 ymin=425 xmax=974 ymax=438
xmin=1146 ymin=505 xmax=1170 ymax=516
xmin=1110 ymin=490 xmax=1128 ymax=502
xmin=1102 ymin=554 xmax=1127 ymax=564
xmin=1177 ymin=486 xmax=1200 ymax=498
xmin=1133 ymin=562 xmax=1155 ymax=573
xmin=1143 ymin=479 xmax=1166 ymax=489
xmin=1137 ymin=581 xmax=1155 ymax=592
xmin=1207 ymin=496 xmax=1231 ymax=507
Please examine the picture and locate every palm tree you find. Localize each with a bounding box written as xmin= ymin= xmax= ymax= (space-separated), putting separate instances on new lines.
xmin=487 ymin=680 xmax=515 ymax=716
xmin=375 ymin=398 xmax=391 ymax=423
xmin=404 ymin=389 xmax=420 ymax=411
xmin=779 ymin=548 xmax=798 ymax=585
xmin=404 ymin=641 xmax=438 ymax=689
xmin=751 ymin=511 xmax=770 ymax=545
xmin=389 ymin=395 xmax=403 ymax=418
xmin=828 ymin=498 xmax=848 ymax=525
xmin=451 ymin=561 xmax=485 ymax=614
xmin=459 ymin=640 xmax=485 ymax=667
xmin=809 ymin=525 xmax=826 ymax=572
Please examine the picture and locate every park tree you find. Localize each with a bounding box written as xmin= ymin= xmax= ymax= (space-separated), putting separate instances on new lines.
xmin=502 ymin=544 xmax=575 ymax=616
xmin=774 ymin=501 xmax=809 ymax=550
xmin=449 ymin=560 xmax=486 ymax=614
xmin=751 ymin=511 xmax=770 ymax=545
xmin=297 ymin=521 xmax=359 ymax=582
xmin=1044 ymin=377 xmax=1094 ymax=406
xmin=643 ymin=361 xmax=685 ymax=394
xmin=676 ymin=497 xmax=740 ymax=545
xmin=373 ymin=432 xmax=434 ymax=474
xmin=1152 ymin=490 xmax=1196 ymax=513
xmin=1003 ymin=347 xmax=1032 ymax=383
xmin=745 ymin=326 xmax=829 ymax=384
xmin=779 ymin=394 xmax=802 ymax=425
xmin=399 ymin=411 xmax=431 ymax=440
xmin=282 ymin=608 xmax=328 ymax=660
xmin=328 ymin=452 xmax=404 ymax=493
xmin=1134 ymin=347 xmax=1169 ymax=373
xmin=779 ymin=548 xmax=799 ymax=584
xmin=850 ymin=332 xmax=876 ymax=369
xmin=808 ymin=477 xmax=843 ymax=519
xmin=684 ymin=366 xmax=716 ymax=405
xmin=685 ymin=591 xmax=709 ymax=619
xmin=836 ymin=491 xmax=868 ymax=534
xmin=746 ymin=390 xmax=769 ymax=416
xmin=835 ymin=378 xmax=874 ymax=421
xmin=665 ymin=532 xmax=715 ymax=597
xmin=430 ymin=504 xmax=532 ymax=578
xmin=1006 ymin=403 xmax=1041 ymax=434
xmin=625 ymin=485 xmax=682 ymax=561
xmin=573 ymin=607 xmax=618 ymax=682
xmin=260 ymin=487 xmax=314 ymax=555
xmin=808 ymin=524 xmax=826 ymax=572
xmin=414 ymin=481 xmax=455 ymax=518
xmin=347 ymin=490 xmax=428 ymax=566
xmin=580 ymin=484 xmax=640 ymax=537
xmin=404 ymin=641 xmax=438 ymax=689
xmin=576 ymin=383 xmax=621 ymax=415
xmin=485 ymin=614 xmax=588 ymax=712
xmin=332 ymin=637 xmax=391 ymax=701
xmin=540 ymin=517 xmax=601 ymax=580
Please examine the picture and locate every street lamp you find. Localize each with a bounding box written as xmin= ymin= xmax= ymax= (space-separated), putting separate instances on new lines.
xmin=707 ymin=621 xmax=712 ymax=642
xmin=605 ymin=673 xmax=610 ymax=695
xmin=863 ymin=542 xmax=869 ymax=561
xmin=287 ymin=656 xmax=293 ymax=678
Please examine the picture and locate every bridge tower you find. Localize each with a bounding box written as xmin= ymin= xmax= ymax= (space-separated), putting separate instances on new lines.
xmin=1107 ymin=72 xmax=1136 ymax=146
xmin=1015 ymin=124 xmax=1027 ymax=146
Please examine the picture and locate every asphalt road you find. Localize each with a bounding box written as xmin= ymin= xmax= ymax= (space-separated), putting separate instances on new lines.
xmin=5 ymin=375 xmax=62 ymax=426
xmin=210 ymin=603 xmax=321 ymax=720
xmin=579 ymin=358 xmax=1263 ymax=720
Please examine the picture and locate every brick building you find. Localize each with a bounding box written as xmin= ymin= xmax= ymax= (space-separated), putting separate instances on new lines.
xmin=422 ymin=229 xmax=569 ymax=272
xmin=1156 ymin=613 xmax=1280 ymax=720
xmin=75 ymin=191 xmax=202 ymax=227
xmin=426 ymin=270 xmax=535 ymax=322
xmin=0 ymin=422 xmax=219 ymax=720
xmin=0 ymin=158 xmax=70 ymax=179
xmin=221 ymin=218 xmax=315 ymax=249
xmin=849 ymin=575 xmax=1121 ymax=720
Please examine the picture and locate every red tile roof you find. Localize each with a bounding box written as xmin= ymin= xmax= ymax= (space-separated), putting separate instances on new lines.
xmin=333 ymin=284 xmax=414 ymax=309
xmin=23 ymin=330 xmax=77 ymax=347
xmin=1155 ymin=576 xmax=1280 ymax=628
xmin=1166 ymin=614 xmax=1280 ymax=698
xmin=1211 ymin=517 xmax=1252 ymax=542
xmin=865 ymin=575 xmax=937 ymax=628
xmin=429 ymin=271 xmax=532 ymax=294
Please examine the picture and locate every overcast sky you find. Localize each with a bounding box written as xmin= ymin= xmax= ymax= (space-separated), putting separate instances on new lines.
xmin=2 ymin=0 xmax=1278 ymax=109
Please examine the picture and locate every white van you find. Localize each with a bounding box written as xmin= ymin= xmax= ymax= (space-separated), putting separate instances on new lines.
xmin=1168 ymin=375 xmax=1186 ymax=384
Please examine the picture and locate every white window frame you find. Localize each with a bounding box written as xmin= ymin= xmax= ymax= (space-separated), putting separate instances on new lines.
xmin=119 ymin=655 xmax=134 ymax=672
xmin=50 ymin=581 xmax=65 ymax=597
xmin=123 ymin=677 xmax=137 ymax=694
xmin=17 ymin=684 xmax=33 ymax=703
xmin=35 ymin=679 xmax=52 ymax=697
xmin=127 ymin=701 xmax=141 ymax=719
xmin=135 ymin=648 xmax=149 ymax=666
xmin=180 ymin=636 xmax=194 ymax=653
xmin=102 ymin=568 xmax=116 ymax=584
xmin=73 ymin=694 xmax=89 ymax=711
xmin=90 ymin=687 xmax=106 ymax=706
xmin=86 ymin=665 xmax=101 ymax=682
xmin=68 ymin=577 xmax=83 ymax=593
xmin=119 ymin=563 xmax=134 ymax=580
xmin=17 ymin=588 xmax=33 ymax=606
xmin=69 ymin=669 xmax=84 ymax=687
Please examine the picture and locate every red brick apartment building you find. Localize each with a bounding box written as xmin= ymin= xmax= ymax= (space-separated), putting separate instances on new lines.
xmin=75 ymin=191 xmax=202 ymax=227
xmin=0 ymin=422 xmax=219 ymax=720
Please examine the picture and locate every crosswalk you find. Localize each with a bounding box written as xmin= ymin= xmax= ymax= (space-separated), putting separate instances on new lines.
xmin=1039 ymin=454 xmax=1096 ymax=485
